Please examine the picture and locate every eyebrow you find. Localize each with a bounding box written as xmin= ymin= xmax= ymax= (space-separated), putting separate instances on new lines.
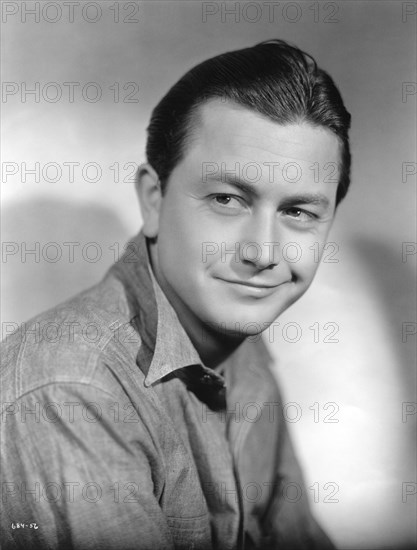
xmin=203 ymin=173 xmax=259 ymax=197
xmin=202 ymin=174 xmax=331 ymax=209
xmin=280 ymin=193 xmax=330 ymax=209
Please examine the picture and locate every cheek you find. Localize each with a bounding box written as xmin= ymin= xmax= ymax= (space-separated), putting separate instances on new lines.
xmin=157 ymin=207 xmax=209 ymax=277
xmin=292 ymin=257 xmax=320 ymax=285
xmin=282 ymin=233 xmax=327 ymax=282
xmin=160 ymin=198 xmax=229 ymax=259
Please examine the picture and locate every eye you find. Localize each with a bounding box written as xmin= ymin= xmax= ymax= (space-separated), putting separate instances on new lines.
xmin=283 ymin=207 xmax=316 ymax=222
xmin=210 ymin=194 xmax=245 ymax=212
xmin=215 ymin=195 xmax=233 ymax=205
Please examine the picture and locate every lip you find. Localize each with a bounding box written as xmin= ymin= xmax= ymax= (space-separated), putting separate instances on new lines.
xmin=219 ymin=278 xmax=279 ymax=289
xmin=215 ymin=277 xmax=284 ymax=297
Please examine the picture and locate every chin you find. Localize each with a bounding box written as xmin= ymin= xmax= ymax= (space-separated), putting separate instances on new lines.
xmin=202 ymin=308 xmax=279 ymax=338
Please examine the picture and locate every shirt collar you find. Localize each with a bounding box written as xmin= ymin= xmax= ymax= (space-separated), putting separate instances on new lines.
xmin=110 ymin=231 xmax=222 ymax=388
xmin=145 ymin=266 xmax=202 ymax=386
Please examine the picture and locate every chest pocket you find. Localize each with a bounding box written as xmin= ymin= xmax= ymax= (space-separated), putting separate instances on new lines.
xmin=166 ymin=514 xmax=212 ymax=550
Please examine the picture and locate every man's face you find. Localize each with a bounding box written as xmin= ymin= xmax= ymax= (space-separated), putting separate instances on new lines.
xmin=150 ymin=100 xmax=341 ymax=338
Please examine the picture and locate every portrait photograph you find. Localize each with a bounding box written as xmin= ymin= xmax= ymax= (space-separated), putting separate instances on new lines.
xmin=1 ymin=1 xmax=416 ymax=549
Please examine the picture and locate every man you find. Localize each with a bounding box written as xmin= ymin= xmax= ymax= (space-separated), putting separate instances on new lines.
xmin=1 ymin=40 xmax=351 ymax=549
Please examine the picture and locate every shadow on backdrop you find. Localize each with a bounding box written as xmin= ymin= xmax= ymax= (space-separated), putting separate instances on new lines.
xmin=351 ymin=235 xmax=416 ymax=389
xmin=351 ymin=235 xmax=416 ymax=550
xmin=2 ymin=198 xmax=134 ymax=330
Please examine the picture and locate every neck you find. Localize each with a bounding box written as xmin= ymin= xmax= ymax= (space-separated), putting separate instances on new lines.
xmin=182 ymin=316 xmax=244 ymax=370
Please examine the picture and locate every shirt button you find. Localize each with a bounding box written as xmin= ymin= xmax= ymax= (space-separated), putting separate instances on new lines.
xmin=202 ymin=374 xmax=211 ymax=383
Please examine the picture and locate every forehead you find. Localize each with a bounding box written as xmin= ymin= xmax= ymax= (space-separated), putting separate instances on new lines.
xmin=185 ymin=99 xmax=341 ymax=178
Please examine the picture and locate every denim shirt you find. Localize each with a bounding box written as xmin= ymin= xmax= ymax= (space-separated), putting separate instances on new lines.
xmin=1 ymin=231 xmax=335 ymax=550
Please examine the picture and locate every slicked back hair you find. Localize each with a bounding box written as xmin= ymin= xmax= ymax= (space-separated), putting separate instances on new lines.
xmin=146 ymin=39 xmax=351 ymax=205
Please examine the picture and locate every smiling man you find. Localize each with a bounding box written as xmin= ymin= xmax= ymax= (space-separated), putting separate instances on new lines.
xmin=1 ymin=40 xmax=350 ymax=549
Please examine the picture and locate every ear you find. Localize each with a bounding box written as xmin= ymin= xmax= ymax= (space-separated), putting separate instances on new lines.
xmin=135 ymin=163 xmax=162 ymax=238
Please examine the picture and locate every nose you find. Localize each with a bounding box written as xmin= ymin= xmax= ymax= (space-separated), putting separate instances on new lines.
xmin=239 ymin=211 xmax=280 ymax=270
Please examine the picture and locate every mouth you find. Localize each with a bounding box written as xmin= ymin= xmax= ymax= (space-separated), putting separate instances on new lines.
xmin=218 ymin=279 xmax=279 ymax=289
xmin=214 ymin=277 xmax=286 ymax=297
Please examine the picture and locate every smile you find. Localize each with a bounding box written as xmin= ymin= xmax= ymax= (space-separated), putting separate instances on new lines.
xmin=219 ymin=279 xmax=278 ymax=289
xmin=215 ymin=277 xmax=283 ymax=296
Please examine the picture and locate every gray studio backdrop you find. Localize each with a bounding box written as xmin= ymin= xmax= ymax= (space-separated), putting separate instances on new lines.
xmin=2 ymin=1 xmax=416 ymax=548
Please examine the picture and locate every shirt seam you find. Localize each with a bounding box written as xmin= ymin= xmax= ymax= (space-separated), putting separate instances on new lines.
xmin=1 ymin=379 xmax=125 ymax=413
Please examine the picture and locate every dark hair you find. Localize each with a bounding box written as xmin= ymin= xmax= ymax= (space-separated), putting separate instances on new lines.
xmin=146 ymin=39 xmax=351 ymax=205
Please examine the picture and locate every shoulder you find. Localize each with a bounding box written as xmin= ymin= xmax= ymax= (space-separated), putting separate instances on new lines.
xmin=0 ymin=273 xmax=145 ymax=405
